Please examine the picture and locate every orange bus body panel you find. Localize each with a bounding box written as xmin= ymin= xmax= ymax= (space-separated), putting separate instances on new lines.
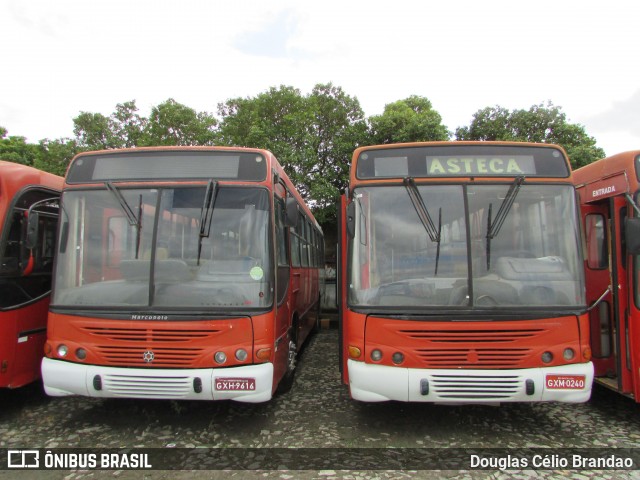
xmin=0 ymin=161 xmax=63 ymax=388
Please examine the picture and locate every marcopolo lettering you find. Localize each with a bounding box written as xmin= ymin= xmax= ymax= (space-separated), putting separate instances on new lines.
xmin=131 ymin=315 xmax=169 ymax=320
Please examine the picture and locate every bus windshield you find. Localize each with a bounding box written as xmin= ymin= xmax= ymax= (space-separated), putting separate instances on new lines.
xmin=349 ymin=183 xmax=584 ymax=309
xmin=53 ymin=186 xmax=272 ymax=310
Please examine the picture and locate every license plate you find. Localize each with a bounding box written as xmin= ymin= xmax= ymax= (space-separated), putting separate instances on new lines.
xmin=545 ymin=374 xmax=586 ymax=390
xmin=215 ymin=378 xmax=256 ymax=391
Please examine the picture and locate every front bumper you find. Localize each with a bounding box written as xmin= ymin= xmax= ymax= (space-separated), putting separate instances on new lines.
xmin=42 ymin=357 xmax=274 ymax=403
xmin=348 ymin=359 xmax=594 ymax=403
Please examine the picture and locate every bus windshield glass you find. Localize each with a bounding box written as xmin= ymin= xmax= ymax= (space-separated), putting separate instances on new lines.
xmin=53 ymin=186 xmax=272 ymax=310
xmin=348 ymin=183 xmax=584 ymax=309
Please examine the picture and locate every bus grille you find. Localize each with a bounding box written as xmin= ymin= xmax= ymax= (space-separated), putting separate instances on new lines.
xmin=430 ymin=373 xmax=523 ymax=400
xmin=399 ymin=328 xmax=545 ymax=342
xmin=102 ymin=374 xmax=192 ymax=398
xmin=82 ymin=327 xmax=222 ymax=342
xmin=397 ymin=327 xmax=546 ymax=368
xmin=415 ymin=348 xmax=531 ymax=367
xmin=96 ymin=346 xmax=204 ymax=366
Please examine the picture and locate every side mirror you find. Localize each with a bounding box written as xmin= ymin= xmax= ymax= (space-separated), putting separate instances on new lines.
xmin=25 ymin=212 xmax=40 ymax=250
xmin=626 ymin=217 xmax=640 ymax=254
xmin=285 ymin=198 xmax=299 ymax=228
xmin=346 ymin=201 xmax=356 ymax=238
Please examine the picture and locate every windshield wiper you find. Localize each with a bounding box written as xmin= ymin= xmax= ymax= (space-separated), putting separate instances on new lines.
xmin=105 ymin=182 xmax=142 ymax=258
xmin=198 ymin=179 xmax=218 ymax=266
xmin=486 ymin=175 xmax=525 ymax=270
xmin=404 ymin=177 xmax=442 ymax=275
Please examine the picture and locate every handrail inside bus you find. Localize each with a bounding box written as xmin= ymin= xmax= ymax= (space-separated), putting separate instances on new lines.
xmin=586 ymin=286 xmax=611 ymax=312
xmin=625 ymin=193 xmax=640 ymax=217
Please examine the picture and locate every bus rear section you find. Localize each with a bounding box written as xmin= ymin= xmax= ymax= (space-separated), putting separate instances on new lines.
xmin=574 ymin=150 xmax=640 ymax=402
xmin=0 ymin=161 xmax=62 ymax=388
xmin=339 ymin=142 xmax=593 ymax=404
xmin=42 ymin=147 xmax=322 ymax=402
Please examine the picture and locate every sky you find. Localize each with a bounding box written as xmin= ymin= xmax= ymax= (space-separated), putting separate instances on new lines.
xmin=1 ymin=0 xmax=639 ymax=157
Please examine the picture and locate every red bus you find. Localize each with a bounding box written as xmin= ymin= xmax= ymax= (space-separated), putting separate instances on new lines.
xmin=574 ymin=150 xmax=640 ymax=401
xmin=42 ymin=147 xmax=323 ymax=402
xmin=0 ymin=161 xmax=62 ymax=388
xmin=339 ymin=142 xmax=593 ymax=403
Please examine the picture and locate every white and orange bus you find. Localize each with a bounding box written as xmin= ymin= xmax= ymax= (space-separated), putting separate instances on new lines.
xmin=42 ymin=147 xmax=323 ymax=402
xmin=339 ymin=142 xmax=593 ymax=403
xmin=574 ymin=150 xmax=640 ymax=401
xmin=0 ymin=161 xmax=62 ymax=388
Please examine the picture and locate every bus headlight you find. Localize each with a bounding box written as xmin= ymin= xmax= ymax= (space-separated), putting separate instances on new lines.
xmin=235 ymin=349 xmax=248 ymax=362
xmin=392 ymin=352 xmax=404 ymax=364
xmin=541 ymin=351 xmax=553 ymax=363
xmin=370 ymin=349 xmax=383 ymax=361
xmin=75 ymin=348 xmax=87 ymax=360
xmin=563 ymin=348 xmax=575 ymax=361
xmin=57 ymin=345 xmax=68 ymax=358
xmin=214 ymin=351 xmax=227 ymax=364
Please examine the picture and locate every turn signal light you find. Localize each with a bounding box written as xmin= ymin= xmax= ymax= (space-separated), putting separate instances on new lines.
xmin=44 ymin=342 xmax=52 ymax=356
xmin=256 ymin=348 xmax=272 ymax=361
xmin=583 ymin=347 xmax=592 ymax=361
xmin=348 ymin=346 xmax=361 ymax=359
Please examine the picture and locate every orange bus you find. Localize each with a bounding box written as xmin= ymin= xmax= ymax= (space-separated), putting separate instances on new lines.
xmin=338 ymin=142 xmax=593 ymax=403
xmin=0 ymin=161 xmax=62 ymax=388
xmin=574 ymin=150 xmax=640 ymax=401
xmin=42 ymin=147 xmax=323 ymax=402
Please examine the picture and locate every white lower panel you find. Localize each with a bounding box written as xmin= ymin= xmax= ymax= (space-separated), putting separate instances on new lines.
xmin=348 ymin=359 xmax=593 ymax=404
xmin=42 ymin=358 xmax=274 ymax=403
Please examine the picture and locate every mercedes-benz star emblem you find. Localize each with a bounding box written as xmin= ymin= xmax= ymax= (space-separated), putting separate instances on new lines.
xmin=142 ymin=350 xmax=155 ymax=363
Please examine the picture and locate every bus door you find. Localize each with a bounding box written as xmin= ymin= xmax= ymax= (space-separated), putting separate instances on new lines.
xmin=583 ymin=198 xmax=632 ymax=394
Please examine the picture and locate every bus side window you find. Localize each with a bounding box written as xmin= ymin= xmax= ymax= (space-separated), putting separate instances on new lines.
xmin=585 ymin=214 xmax=607 ymax=269
xmin=275 ymin=198 xmax=289 ymax=304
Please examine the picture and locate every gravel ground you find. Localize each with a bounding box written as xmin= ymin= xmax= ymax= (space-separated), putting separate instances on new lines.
xmin=1 ymin=328 xmax=640 ymax=479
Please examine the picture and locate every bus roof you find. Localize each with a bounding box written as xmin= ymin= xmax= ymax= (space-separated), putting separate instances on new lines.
xmin=0 ymin=160 xmax=64 ymax=198
xmin=574 ymin=150 xmax=640 ymax=190
xmin=350 ymin=141 xmax=571 ymax=186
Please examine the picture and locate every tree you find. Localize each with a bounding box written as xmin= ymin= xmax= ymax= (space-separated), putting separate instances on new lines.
xmin=142 ymin=99 xmax=218 ymax=146
xmin=369 ymin=96 xmax=450 ymax=144
xmin=0 ymin=128 xmax=39 ymax=166
xmin=455 ymin=102 xmax=605 ymax=168
xmin=34 ymin=138 xmax=81 ymax=176
xmin=217 ymin=84 xmax=368 ymax=224
xmin=73 ymin=111 xmax=118 ymax=149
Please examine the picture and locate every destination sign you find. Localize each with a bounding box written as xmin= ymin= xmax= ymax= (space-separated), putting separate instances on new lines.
xmin=425 ymin=155 xmax=536 ymax=176
xmin=356 ymin=145 xmax=570 ymax=179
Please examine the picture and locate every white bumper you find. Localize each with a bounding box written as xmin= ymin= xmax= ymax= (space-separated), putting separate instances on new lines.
xmin=42 ymin=357 xmax=274 ymax=403
xmin=348 ymin=359 xmax=594 ymax=403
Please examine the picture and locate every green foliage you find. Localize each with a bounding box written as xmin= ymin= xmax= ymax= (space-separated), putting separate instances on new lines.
xmin=217 ymin=84 xmax=368 ymax=224
xmin=35 ymin=138 xmax=81 ymax=176
xmin=369 ymin=96 xmax=450 ymax=144
xmin=455 ymin=102 xmax=605 ymax=168
xmin=142 ymin=99 xmax=218 ymax=146
xmin=0 ymin=128 xmax=39 ymax=166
